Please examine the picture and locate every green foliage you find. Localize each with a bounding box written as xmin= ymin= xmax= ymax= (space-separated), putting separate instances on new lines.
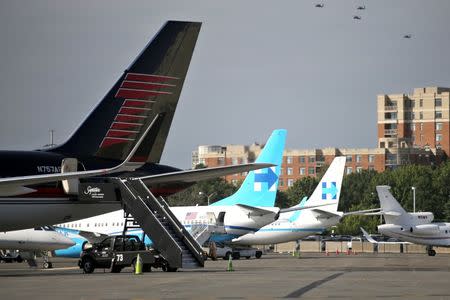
xmin=285 ymin=176 xmax=318 ymax=207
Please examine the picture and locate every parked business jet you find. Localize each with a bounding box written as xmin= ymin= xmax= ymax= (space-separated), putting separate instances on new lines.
xmin=231 ymin=157 xmax=346 ymax=245
xmin=372 ymin=186 xmax=450 ymax=256
xmin=0 ymin=226 xmax=75 ymax=268
xmin=0 ymin=21 xmax=270 ymax=232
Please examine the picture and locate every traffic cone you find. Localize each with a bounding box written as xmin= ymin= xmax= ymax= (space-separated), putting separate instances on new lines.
xmin=135 ymin=254 xmax=143 ymax=275
xmin=226 ymin=255 xmax=234 ymax=272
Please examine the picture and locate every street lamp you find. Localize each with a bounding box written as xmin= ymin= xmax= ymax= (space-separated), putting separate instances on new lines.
xmin=411 ymin=186 xmax=416 ymax=213
xmin=199 ymin=191 xmax=216 ymax=206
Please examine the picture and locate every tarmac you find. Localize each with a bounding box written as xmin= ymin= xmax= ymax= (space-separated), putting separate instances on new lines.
xmin=0 ymin=253 xmax=449 ymax=299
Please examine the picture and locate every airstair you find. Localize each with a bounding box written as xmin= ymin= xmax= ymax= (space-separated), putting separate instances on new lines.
xmin=112 ymin=177 xmax=204 ymax=269
xmin=190 ymin=224 xmax=226 ymax=246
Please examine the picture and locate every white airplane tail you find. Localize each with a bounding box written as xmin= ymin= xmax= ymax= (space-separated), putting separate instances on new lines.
xmin=376 ymin=186 xmax=408 ymax=225
xmin=305 ymin=157 xmax=346 ymax=215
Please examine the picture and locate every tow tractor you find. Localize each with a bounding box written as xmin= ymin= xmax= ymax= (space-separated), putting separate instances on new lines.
xmin=79 ymin=234 xmax=175 ymax=273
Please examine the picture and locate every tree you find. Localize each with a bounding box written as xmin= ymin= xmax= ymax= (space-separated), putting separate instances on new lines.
xmin=285 ymin=176 xmax=319 ymax=207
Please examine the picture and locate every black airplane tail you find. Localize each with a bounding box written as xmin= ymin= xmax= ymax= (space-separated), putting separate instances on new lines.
xmin=49 ymin=21 xmax=201 ymax=163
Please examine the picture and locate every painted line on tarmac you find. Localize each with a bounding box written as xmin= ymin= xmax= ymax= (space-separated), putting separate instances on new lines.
xmin=284 ymin=272 xmax=344 ymax=298
xmin=43 ymin=267 xmax=79 ymax=271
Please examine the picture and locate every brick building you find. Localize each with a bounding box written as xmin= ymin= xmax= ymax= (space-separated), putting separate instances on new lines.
xmin=192 ymin=87 xmax=448 ymax=191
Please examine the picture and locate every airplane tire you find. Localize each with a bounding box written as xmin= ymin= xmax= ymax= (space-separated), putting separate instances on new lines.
xmin=223 ymin=252 xmax=232 ymax=260
xmin=428 ymin=250 xmax=436 ymax=256
xmin=255 ymin=251 xmax=262 ymax=259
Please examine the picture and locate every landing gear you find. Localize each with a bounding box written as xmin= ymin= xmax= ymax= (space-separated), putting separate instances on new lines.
xmin=42 ymin=252 xmax=53 ymax=269
xmin=427 ymin=246 xmax=436 ymax=256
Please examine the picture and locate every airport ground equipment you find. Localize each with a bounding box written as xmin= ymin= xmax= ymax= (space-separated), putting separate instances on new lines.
xmin=79 ymin=235 xmax=160 ymax=273
xmin=79 ymin=177 xmax=204 ymax=272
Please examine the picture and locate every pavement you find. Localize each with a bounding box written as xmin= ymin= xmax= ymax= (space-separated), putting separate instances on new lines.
xmin=0 ymin=253 xmax=449 ymax=299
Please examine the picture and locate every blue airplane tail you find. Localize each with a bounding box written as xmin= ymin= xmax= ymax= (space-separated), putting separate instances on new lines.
xmin=210 ymin=129 xmax=286 ymax=207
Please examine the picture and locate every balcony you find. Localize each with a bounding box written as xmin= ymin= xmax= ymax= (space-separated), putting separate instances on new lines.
xmin=384 ymin=105 xmax=397 ymax=111
xmin=384 ymin=129 xmax=398 ymax=136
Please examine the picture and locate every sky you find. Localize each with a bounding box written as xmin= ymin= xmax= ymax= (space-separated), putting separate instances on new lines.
xmin=1 ymin=0 xmax=450 ymax=168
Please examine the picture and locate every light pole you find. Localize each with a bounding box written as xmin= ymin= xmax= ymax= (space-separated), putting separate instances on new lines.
xmin=199 ymin=191 xmax=216 ymax=206
xmin=411 ymin=186 xmax=416 ymax=213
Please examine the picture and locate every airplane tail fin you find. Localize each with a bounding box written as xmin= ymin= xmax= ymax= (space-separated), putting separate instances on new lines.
xmin=305 ymin=157 xmax=346 ymax=214
xmin=49 ymin=21 xmax=201 ymax=163
xmin=210 ymin=129 xmax=287 ymax=207
xmin=376 ymin=186 xmax=407 ymax=224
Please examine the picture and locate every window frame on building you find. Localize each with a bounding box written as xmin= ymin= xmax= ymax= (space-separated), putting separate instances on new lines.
xmin=299 ymin=167 xmax=306 ymax=175
xmin=308 ymin=167 xmax=315 ymax=175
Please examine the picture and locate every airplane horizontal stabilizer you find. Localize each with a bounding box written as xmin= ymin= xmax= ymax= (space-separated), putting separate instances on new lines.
xmin=343 ymin=208 xmax=382 ymax=216
xmin=235 ymin=204 xmax=277 ymax=216
xmin=0 ymin=118 xmax=156 ymax=196
xmin=140 ymin=163 xmax=275 ymax=184
xmin=279 ymin=202 xmax=337 ymax=214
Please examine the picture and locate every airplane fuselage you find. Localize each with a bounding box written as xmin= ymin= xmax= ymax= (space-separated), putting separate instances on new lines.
xmin=378 ymin=223 xmax=450 ymax=247
xmin=0 ymin=227 xmax=75 ymax=251
xmin=0 ymin=150 xmax=191 ymax=231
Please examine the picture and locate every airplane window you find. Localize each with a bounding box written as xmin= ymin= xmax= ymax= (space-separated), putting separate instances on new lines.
xmin=87 ymin=223 xmax=89 ymax=227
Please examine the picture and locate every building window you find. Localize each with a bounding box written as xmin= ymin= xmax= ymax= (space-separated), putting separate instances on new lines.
xmin=420 ymin=135 xmax=424 ymax=142
xmin=231 ymin=179 xmax=238 ymax=186
xmin=356 ymin=155 xmax=362 ymax=163
xmin=287 ymin=168 xmax=293 ymax=175
xmin=280 ymin=168 xmax=284 ymax=175
xmin=308 ymin=156 xmax=315 ymax=163
xmin=368 ymin=154 xmax=375 ymax=163
xmin=436 ymin=123 xmax=443 ymax=131
xmin=346 ymin=167 xmax=352 ymax=174
xmin=241 ymin=172 xmax=248 ymax=176
xmin=299 ymin=156 xmax=305 ymax=163
xmin=299 ymin=167 xmax=306 ymax=175
xmin=436 ymin=134 xmax=443 ymax=142
xmin=420 ymin=123 xmax=424 ymax=131
xmin=231 ymin=157 xmax=238 ymax=165
xmin=287 ymin=156 xmax=293 ymax=164
xmin=412 ymin=123 xmax=416 ymax=131
xmin=308 ymin=167 xmax=315 ymax=175
xmin=435 ymin=98 xmax=442 ymax=107
xmin=419 ymin=112 xmax=423 ymax=120
xmin=356 ymin=167 xmax=363 ymax=173
xmin=420 ymin=99 xmax=423 ymax=107
xmin=218 ymin=157 xmax=225 ymax=166
xmin=436 ymin=111 xmax=443 ymax=119
xmin=279 ymin=180 xmax=284 ymax=187
xmin=288 ymin=179 xmax=294 ymax=187
xmin=346 ymin=155 xmax=352 ymax=162
xmin=369 ymin=166 xmax=375 ymax=171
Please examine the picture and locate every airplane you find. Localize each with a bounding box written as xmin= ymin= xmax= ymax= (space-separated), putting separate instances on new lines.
xmin=353 ymin=15 xmax=362 ymax=20
xmin=53 ymin=128 xmax=288 ymax=256
xmin=357 ymin=5 xmax=366 ymax=10
xmin=0 ymin=21 xmax=271 ymax=232
xmin=53 ymin=129 xmax=338 ymax=257
xmin=315 ymin=3 xmax=324 ymax=8
xmin=371 ymin=186 xmax=450 ymax=256
xmin=0 ymin=226 xmax=75 ymax=268
xmin=231 ymin=157 xmax=347 ymax=245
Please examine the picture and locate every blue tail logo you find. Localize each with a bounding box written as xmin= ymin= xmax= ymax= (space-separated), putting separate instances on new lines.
xmin=322 ymin=182 xmax=337 ymax=200
xmin=254 ymin=167 xmax=278 ymax=191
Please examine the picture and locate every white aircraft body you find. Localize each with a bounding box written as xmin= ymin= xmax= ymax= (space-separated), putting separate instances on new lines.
xmin=373 ymin=186 xmax=450 ymax=256
xmin=232 ymin=157 xmax=347 ymax=245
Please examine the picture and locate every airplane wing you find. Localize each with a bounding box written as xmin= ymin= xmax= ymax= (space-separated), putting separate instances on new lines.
xmin=0 ymin=117 xmax=157 ymax=196
xmin=279 ymin=202 xmax=338 ymax=213
xmin=140 ymin=163 xmax=275 ymax=184
xmin=362 ymin=210 xmax=402 ymax=217
xmin=360 ymin=227 xmax=411 ymax=245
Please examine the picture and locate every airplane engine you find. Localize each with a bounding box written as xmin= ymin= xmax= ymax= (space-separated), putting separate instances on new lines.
xmin=411 ymin=224 xmax=440 ymax=235
xmin=53 ymin=236 xmax=88 ymax=258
